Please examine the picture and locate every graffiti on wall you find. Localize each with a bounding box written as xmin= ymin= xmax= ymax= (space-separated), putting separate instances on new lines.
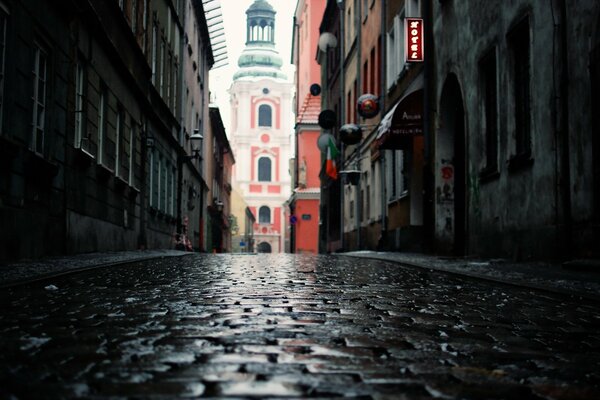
xmin=436 ymin=158 xmax=454 ymax=204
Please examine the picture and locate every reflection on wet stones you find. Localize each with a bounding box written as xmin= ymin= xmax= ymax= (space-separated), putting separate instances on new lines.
xmin=0 ymin=253 xmax=599 ymax=398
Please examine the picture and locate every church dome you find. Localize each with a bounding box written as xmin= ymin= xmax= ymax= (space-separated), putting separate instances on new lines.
xmin=234 ymin=0 xmax=287 ymax=81
xmin=247 ymin=0 xmax=274 ymax=13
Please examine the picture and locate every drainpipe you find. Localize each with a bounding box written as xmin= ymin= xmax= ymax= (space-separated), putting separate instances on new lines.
xmin=558 ymin=0 xmax=573 ymax=259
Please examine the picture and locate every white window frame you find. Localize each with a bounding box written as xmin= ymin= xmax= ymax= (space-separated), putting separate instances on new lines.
xmin=151 ymin=20 xmax=157 ymax=84
xmin=386 ymin=149 xmax=408 ymax=202
xmin=170 ymin=166 xmax=176 ymax=216
xmin=115 ymin=108 xmax=122 ymax=177
xmin=149 ymin=149 xmax=156 ymax=207
xmin=74 ymin=60 xmax=85 ymax=149
xmin=159 ymin=37 xmax=165 ymax=96
xmin=31 ymin=43 xmax=48 ymax=155
xmin=97 ymin=87 xmax=106 ymax=164
xmin=386 ymin=11 xmax=405 ymax=90
xmin=128 ymin=122 xmax=135 ymax=185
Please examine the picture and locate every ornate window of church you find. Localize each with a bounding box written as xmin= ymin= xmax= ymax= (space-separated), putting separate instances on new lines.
xmin=258 ymin=156 xmax=272 ymax=182
xmin=259 ymin=206 xmax=271 ymax=223
xmin=258 ymin=104 xmax=272 ymax=127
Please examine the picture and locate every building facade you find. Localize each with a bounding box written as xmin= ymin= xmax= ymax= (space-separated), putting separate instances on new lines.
xmin=430 ymin=0 xmax=599 ymax=259
xmin=0 ymin=0 xmax=222 ymax=262
xmin=206 ymin=106 xmax=234 ymax=253
xmin=229 ymin=0 xmax=293 ymax=254
xmin=288 ymin=0 xmax=326 ymax=254
xmin=316 ymin=0 xmax=598 ymax=260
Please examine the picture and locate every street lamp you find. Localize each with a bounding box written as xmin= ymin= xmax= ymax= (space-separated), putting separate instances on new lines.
xmin=177 ymin=129 xmax=204 ymax=246
xmin=183 ymin=129 xmax=204 ymax=161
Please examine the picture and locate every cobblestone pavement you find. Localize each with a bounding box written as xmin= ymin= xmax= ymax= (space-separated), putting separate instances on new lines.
xmin=1 ymin=254 xmax=599 ymax=399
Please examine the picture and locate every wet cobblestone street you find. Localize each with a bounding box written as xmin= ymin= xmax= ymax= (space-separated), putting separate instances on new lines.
xmin=1 ymin=254 xmax=600 ymax=399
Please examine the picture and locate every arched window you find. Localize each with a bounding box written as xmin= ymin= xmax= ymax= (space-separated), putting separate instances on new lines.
xmin=258 ymin=157 xmax=272 ymax=182
xmin=259 ymin=206 xmax=271 ymax=223
xmin=258 ymin=104 xmax=272 ymax=127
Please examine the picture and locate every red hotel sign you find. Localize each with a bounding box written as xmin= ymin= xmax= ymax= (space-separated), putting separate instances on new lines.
xmin=405 ymin=18 xmax=424 ymax=62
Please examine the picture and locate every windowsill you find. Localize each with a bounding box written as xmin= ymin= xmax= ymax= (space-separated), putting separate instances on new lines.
xmin=507 ymin=152 xmax=534 ymax=173
xmin=128 ymin=185 xmax=140 ymax=200
xmin=387 ymin=191 xmax=409 ymax=205
xmin=96 ymin=163 xmax=114 ymax=180
xmin=479 ymin=166 xmax=500 ymax=184
xmin=74 ymin=147 xmax=95 ymax=166
xmin=114 ymin=175 xmax=128 ymax=191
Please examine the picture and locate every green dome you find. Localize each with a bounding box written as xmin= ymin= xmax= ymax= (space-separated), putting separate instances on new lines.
xmin=238 ymin=49 xmax=283 ymax=69
xmin=234 ymin=0 xmax=286 ymax=81
xmin=247 ymin=0 xmax=275 ymax=14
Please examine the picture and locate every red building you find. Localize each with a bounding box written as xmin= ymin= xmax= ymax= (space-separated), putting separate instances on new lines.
xmin=288 ymin=0 xmax=326 ymax=254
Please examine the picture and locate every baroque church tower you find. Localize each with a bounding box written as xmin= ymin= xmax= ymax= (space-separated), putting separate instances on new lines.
xmin=229 ymin=0 xmax=293 ymax=253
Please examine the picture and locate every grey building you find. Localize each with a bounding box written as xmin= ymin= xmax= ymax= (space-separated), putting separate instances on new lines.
xmin=431 ymin=0 xmax=599 ymax=260
xmin=0 ymin=0 xmax=219 ymax=262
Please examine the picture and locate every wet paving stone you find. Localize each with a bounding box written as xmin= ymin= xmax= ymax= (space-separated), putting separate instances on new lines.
xmin=1 ymin=253 xmax=600 ymax=398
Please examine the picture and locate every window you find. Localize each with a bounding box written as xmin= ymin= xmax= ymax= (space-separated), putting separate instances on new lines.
xmin=97 ymin=85 xmax=107 ymax=164
xmin=74 ymin=59 xmax=86 ymax=149
xmin=172 ymin=61 xmax=178 ymax=112
xmin=151 ymin=20 xmax=157 ymax=84
xmin=160 ymin=155 xmax=167 ymax=212
xmin=480 ymin=49 xmax=498 ymax=175
xmin=128 ymin=122 xmax=136 ymax=185
xmin=115 ymin=107 xmax=125 ymax=177
xmin=170 ymin=166 xmax=176 ymax=216
xmin=370 ymin=46 xmax=376 ymax=96
xmin=259 ymin=206 xmax=271 ymax=223
xmin=258 ymin=104 xmax=272 ymax=127
xmin=150 ymin=149 xmax=158 ymax=207
xmin=31 ymin=43 xmax=48 ymax=154
xmin=387 ymin=150 xmax=408 ymax=201
xmin=159 ymin=38 xmax=165 ymax=96
xmin=386 ymin=11 xmax=405 ymax=90
xmin=258 ymin=157 xmax=272 ymax=182
xmin=131 ymin=0 xmax=137 ymax=34
xmin=509 ymin=17 xmax=532 ymax=160
xmin=407 ymin=0 xmax=421 ymax=17
xmin=0 ymin=8 xmax=7 ymax=134
xmin=363 ymin=60 xmax=368 ymax=93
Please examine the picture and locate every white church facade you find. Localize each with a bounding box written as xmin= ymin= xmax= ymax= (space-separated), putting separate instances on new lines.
xmin=229 ymin=0 xmax=293 ymax=253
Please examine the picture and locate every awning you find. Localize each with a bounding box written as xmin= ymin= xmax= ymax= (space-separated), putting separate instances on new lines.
xmin=375 ymin=75 xmax=424 ymax=150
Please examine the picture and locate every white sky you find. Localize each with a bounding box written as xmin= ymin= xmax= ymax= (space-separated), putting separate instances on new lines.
xmin=209 ymin=0 xmax=298 ymax=135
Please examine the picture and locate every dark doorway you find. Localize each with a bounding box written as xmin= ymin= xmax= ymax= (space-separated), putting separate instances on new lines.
xmin=439 ymin=74 xmax=467 ymax=256
xmin=257 ymin=242 xmax=272 ymax=253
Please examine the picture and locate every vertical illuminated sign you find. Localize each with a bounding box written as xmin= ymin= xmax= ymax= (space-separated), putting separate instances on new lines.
xmin=405 ymin=18 xmax=424 ymax=62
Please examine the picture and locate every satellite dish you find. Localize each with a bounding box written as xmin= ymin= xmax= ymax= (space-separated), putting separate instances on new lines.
xmin=310 ymin=83 xmax=321 ymax=96
xmin=318 ymin=32 xmax=338 ymax=52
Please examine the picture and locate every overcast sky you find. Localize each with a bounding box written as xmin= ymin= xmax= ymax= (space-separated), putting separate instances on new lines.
xmin=209 ymin=0 xmax=298 ymax=135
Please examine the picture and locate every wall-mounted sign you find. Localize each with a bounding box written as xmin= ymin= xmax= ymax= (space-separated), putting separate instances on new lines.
xmin=405 ymin=18 xmax=424 ymax=63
